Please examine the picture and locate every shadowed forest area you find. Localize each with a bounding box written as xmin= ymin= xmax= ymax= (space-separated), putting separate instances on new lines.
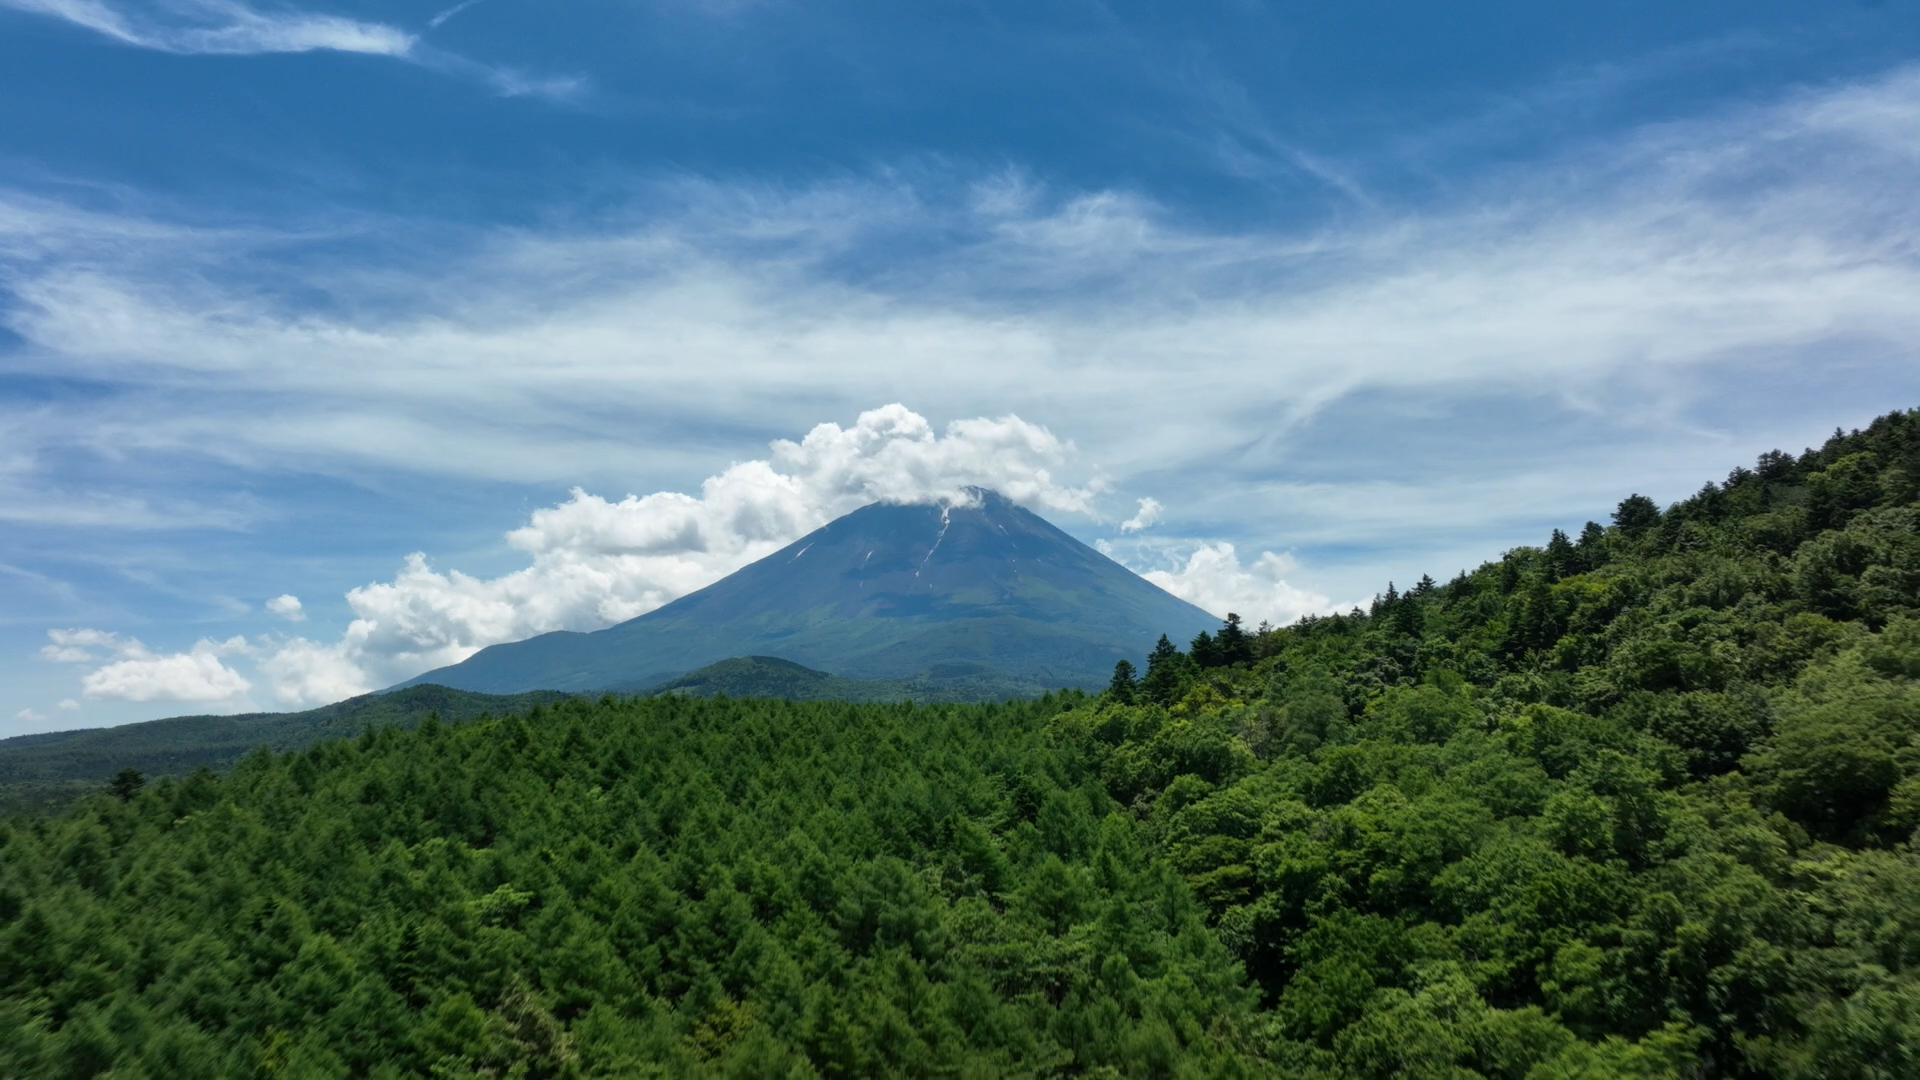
xmin=1 ymin=409 xmax=1915 ymax=1077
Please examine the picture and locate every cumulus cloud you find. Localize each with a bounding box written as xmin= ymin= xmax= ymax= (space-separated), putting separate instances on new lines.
xmin=255 ymin=635 xmax=372 ymax=707
xmin=1120 ymin=497 xmax=1162 ymax=533
xmin=42 ymin=627 xmax=255 ymax=704
xmin=255 ymin=404 xmax=1096 ymax=705
xmin=14 ymin=708 xmax=45 ymax=722
xmin=1142 ymin=543 xmax=1334 ymax=626
xmin=80 ymin=635 xmax=253 ymax=703
xmin=57 ymin=698 xmax=79 ymax=710
xmin=265 ymin=594 xmax=306 ymax=621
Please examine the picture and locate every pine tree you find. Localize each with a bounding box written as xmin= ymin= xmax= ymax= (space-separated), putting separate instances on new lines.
xmin=1141 ymin=635 xmax=1192 ymax=705
xmin=1190 ymin=630 xmax=1222 ymax=669
xmin=108 ymin=768 xmax=144 ymax=802
xmin=1612 ymin=494 xmax=1661 ymax=536
xmin=1215 ymin=613 xmax=1253 ymax=667
xmin=1545 ymin=528 xmax=1576 ymax=581
xmin=1107 ymin=660 xmax=1137 ymax=704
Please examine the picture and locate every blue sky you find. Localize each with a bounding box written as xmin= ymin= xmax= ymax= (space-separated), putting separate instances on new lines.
xmin=4 ymin=0 xmax=1919 ymax=733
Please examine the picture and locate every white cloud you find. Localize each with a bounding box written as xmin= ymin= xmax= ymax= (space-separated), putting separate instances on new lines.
xmin=0 ymin=0 xmax=582 ymax=100
xmin=0 ymin=0 xmax=414 ymax=55
xmin=3 ymin=65 xmax=1916 ymax=499
xmin=1142 ymin=543 xmax=1334 ymax=626
xmin=427 ymin=0 xmax=483 ymax=30
xmin=14 ymin=708 xmax=45 ymax=722
xmin=9 ymin=65 xmax=1920 ymax=706
xmin=255 ymin=635 xmax=372 ymax=707
xmin=80 ymin=635 xmax=253 ymax=703
xmin=41 ymin=627 xmax=255 ymax=705
xmin=1120 ymin=497 xmax=1162 ymax=533
xmin=39 ymin=627 xmax=128 ymax=662
xmin=254 ymin=404 xmax=1096 ymax=705
xmin=265 ymin=594 xmax=306 ymax=621
xmin=57 ymin=698 xmax=79 ymax=710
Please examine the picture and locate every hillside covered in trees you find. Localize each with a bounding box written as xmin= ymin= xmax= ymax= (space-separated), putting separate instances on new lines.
xmin=2 ymin=410 xmax=1916 ymax=1077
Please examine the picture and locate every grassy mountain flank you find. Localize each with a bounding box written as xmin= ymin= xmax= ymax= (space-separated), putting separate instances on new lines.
xmin=1 ymin=409 xmax=1916 ymax=1077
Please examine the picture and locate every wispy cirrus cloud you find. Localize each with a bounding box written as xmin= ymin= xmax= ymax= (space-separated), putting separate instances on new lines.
xmin=8 ymin=63 xmax=1920 ymax=713
xmin=5 ymin=66 xmax=1917 ymax=493
xmin=0 ymin=0 xmax=584 ymax=100
xmin=0 ymin=0 xmax=413 ymax=55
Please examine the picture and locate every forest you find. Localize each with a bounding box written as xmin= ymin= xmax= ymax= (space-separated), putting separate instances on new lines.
xmin=2 ymin=409 xmax=1915 ymax=1078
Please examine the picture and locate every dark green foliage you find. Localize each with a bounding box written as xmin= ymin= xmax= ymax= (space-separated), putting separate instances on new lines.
xmin=1217 ymin=614 xmax=1255 ymax=668
xmin=1 ymin=694 xmax=1269 ymax=1077
xmin=107 ymin=769 xmax=143 ymax=803
xmin=1056 ymin=408 xmax=1920 ymax=1078
xmin=1141 ymin=634 xmax=1194 ymax=707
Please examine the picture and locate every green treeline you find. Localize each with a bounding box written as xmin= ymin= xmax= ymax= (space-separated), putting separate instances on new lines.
xmin=3 ymin=409 xmax=1918 ymax=1077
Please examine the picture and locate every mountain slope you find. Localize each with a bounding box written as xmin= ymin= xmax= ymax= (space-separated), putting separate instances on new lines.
xmin=402 ymin=490 xmax=1219 ymax=694
xmin=647 ymin=655 xmax=1049 ymax=702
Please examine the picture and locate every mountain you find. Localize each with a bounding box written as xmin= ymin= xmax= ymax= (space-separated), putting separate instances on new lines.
xmin=647 ymin=655 xmax=1050 ymax=702
xmin=401 ymin=490 xmax=1220 ymax=695
xmin=0 ymin=684 xmax=568 ymax=815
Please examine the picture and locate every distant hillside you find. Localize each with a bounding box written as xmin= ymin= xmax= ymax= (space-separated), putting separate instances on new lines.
xmin=648 ymin=655 xmax=1049 ymax=703
xmin=402 ymin=490 xmax=1219 ymax=695
xmin=0 ymin=685 xmax=569 ymax=815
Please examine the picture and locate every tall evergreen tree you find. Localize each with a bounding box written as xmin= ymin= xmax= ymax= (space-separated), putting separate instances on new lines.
xmin=1215 ymin=613 xmax=1253 ymax=667
xmin=1189 ymin=630 xmax=1222 ymax=669
xmin=1576 ymin=521 xmax=1607 ymax=570
xmin=1612 ymin=493 xmax=1661 ymax=535
xmin=1545 ymin=528 xmax=1576 ymax=581
xmin=1141 ymin=634 xmax=1192 ymax=704
xmin=1107 ymin=659 xmax=1137 ymax=704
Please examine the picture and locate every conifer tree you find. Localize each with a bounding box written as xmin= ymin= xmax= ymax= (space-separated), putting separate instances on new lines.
xmin=1107 ymin=659 xmax=1137 ymax=703
xmin=1141 ymin=634 xmax=1192 ymax=704
xmin=1215 ymin=613 xmax=1253 ymax=667
xmin=1189 ymin=630 xmax=1222 ymax=669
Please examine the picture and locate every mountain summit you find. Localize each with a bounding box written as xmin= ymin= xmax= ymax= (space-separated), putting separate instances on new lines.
xmin=400 ymin=489 xmax=1219 ymax=694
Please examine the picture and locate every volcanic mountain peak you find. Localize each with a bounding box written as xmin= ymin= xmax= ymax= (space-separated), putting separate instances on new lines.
xmin=400 ymin=490 xmax=1217 ymax=694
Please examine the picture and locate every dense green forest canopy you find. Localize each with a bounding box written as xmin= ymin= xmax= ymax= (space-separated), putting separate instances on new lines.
xmin=3 ymin=409 xmax=1917 ymax=1077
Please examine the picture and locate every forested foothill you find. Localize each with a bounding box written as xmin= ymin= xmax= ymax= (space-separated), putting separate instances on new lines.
xmin=2 ymin=410 xmax=1916 ymax=1077
xmin=0 ymin=687 xmax=574 ymax=818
